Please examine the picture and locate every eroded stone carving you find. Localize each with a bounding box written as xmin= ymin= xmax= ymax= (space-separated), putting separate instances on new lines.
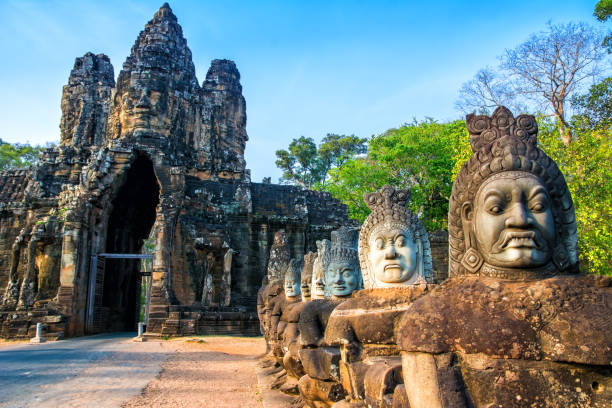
xmin=397 ymin=106 xmax=611 ymax=408
xmin=311 ymin=239 xmax=330 ymax=299
xmin=301 ymin=252 xmax=316 ymax=302
xmin=222 ymin=248 xmax=233 ymax=307
xmin=267 ymin=230 xmax=291 ymax=286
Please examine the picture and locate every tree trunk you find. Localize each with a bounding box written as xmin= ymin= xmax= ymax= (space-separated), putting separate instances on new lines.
xmin=553 ymin=104 xmax=572 ymax=146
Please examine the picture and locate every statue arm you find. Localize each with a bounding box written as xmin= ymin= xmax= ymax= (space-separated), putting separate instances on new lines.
xmin=401 ymin=352 xmax=445 ymax=408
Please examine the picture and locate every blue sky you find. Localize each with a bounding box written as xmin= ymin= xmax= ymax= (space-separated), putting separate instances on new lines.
xmin=0 ymin=0 xmax=605 ymax=181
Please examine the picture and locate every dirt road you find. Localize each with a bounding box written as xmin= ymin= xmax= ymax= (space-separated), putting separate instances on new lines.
xmin=123 ymin=336 xmax=266 ymax=408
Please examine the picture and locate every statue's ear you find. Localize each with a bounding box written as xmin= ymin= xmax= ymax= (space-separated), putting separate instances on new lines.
xmin=461 ymin=202 xmax=473 ymax=223
xmin=460 ymin=202 xmax=484 ymax=273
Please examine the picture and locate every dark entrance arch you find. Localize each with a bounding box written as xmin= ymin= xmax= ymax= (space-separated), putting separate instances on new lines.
xmin=100 ymin=155 xmax=160 ymax=332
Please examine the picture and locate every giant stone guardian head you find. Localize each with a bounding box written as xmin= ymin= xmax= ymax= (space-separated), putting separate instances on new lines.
xmin=449 ymin=106 xmax=578 ymax=279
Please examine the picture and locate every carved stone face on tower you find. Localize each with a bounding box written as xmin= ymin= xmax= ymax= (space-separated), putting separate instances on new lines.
xmin=108 ymin=3 xmax=200 ymax=141
xmin=358 ymin=185 xmax=433 ymax=288
xmin=327 ymin=227 xmax=361 ymax=297
xmin=284 ymin=258 xmax=302 ymax=298
xmin=450 ymin=106 xmax=578 ymax=278
xmin=118 ymin=72 xmax=171 ymax=137
xmin=311 ymin=239 xmax=330 ymax=299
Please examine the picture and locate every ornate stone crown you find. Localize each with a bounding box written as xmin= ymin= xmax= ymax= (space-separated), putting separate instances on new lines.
xmin=449 ymin=106 xmax=578 ymax=278
xmin=358 ymin=185 xmax=433 ymax=288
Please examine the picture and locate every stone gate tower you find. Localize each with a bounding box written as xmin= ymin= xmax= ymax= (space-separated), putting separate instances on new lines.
xmin=0 ymin=3 xmax=352 ymax=338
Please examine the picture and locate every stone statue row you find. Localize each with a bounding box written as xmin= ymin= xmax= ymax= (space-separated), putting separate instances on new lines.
xmin=257 ymin=107 xmax=611 ymax=408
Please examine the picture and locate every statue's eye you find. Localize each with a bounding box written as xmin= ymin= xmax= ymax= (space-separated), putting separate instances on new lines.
xmin=487 ymin=202 xmax=505 ymax=215
xmin=375 ymin=238 xmax=384 ymax=249
xmin=530 ymin=196 xmax=548 ymax=213
xmin=484 ymin=196 xmax=506 ymax=215
xmin=343 ymin=270 xmax=352 ymax=278
xmin=395 ymin=236 xmax=405 ymax=247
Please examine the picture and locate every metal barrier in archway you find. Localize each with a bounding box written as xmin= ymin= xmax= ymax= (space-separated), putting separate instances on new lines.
xmin=86 ymin=253 xmax=153 ymax=334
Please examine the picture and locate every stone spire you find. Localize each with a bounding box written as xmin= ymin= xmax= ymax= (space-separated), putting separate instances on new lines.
xmin=107 ymin=2 xmax=200 ymax=142
xmin=201 ymin=59 xmax=248 ymax=175
xmin=59 ymin=52 xmax=114 ymax=148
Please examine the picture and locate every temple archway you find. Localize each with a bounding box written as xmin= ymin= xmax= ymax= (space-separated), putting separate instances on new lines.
xmin=102 ymin=154 xmax=160 ymax=331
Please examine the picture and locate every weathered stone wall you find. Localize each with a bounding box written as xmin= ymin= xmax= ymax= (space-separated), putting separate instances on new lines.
xmin=428 ymin=230 xmax=449 ymax=283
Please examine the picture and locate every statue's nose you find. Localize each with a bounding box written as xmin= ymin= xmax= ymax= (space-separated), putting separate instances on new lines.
xmin=385 ymin=244 xmax=397 ymax=259
xmin=136 ymin=90 xmax=152 ymax=108
xmin=505 ymin=203 xmax=533 ymax=228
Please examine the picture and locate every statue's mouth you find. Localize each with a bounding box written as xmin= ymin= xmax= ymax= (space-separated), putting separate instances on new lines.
xmin=498 ymin=230 xmax=542 ymax=250
xmin=384 ymin=264 xmax=401 ymax=271
xmin=333 ymin=285 xmax=346 ymax=291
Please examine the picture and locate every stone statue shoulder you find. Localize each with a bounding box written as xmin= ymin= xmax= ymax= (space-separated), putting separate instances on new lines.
xmin=298 ymin=298 xmax=344 ymax=347
xmin=396 ymin=275 xmax=612 ymax=365
xmin=325 ymin=285 xmax=433 ymax=347
xmin=281 ymin=300 xmax=308 ymax=323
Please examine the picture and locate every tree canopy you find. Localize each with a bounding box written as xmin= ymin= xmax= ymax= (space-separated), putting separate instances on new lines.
xmin=324 ymin=120 xmax=470 ymax=231
xmin=275 ymin=134 xmax=367 ymax=189
xmin=595 ymin=0 xmax=612 ymax=51
xmin=0 ymin=139 xmax=48 ymax=170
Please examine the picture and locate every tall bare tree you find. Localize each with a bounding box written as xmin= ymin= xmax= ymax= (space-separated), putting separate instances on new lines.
xmin=456 ymin=68 xmax=523 ymax=114
xmin=457 ymin=22 xmax=607 ymax=146
xmin=502 ymin=22 xmax=607 ymax=146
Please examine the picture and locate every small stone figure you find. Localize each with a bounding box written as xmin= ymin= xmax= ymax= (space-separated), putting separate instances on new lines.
xmin=270 ymin=258 xmax=301 ymax=361
xmin=274 ymin=258 xmax=308 ymax=391
xmin=280 ymin=253 xmax=317 ymax=379
xmin=324 ymin=185 xmax=434 ymax=407
xmin=311 ymin=239 xmax=331 ymax=300
xmin=201 ymin=252 xmax=214 ymax=306
xmin=222 ymin=249 xmax=233 ymax=307
xmin=301 ymin=252 xmax=317 ymax=302
xmin=397 ymin=106 xmax=612 ymax=408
